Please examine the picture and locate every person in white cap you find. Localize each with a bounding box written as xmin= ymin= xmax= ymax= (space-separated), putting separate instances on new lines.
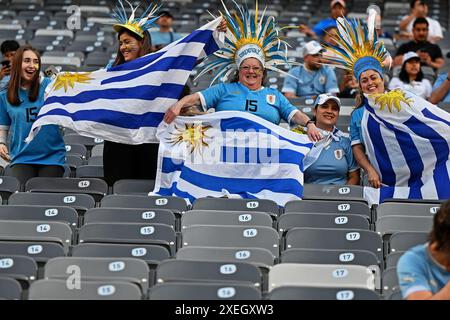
xmin=164 ymin=1 xmax=322 ymax=142
xmin=389 ymin=51 xmax=433 ymax=99
xmin=282 ymin=40 xmax=339 ymax=99
xmin=302 ymin=94 xmax=360 ymax=185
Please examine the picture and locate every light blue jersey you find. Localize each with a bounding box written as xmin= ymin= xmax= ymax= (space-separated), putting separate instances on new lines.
xmin=0 ymin=77 xmax=66 ymax=166
xmin=150 ymin=30 xmax=183 ymax=47
xmin=432 ymin=73 xmax=450 ymax=103
xmin=304 ymin=132 xmax=358 ymax=185
xmin=0 ymin=75 xmax=10 ymax=92
xmin=397 ymin=244 xmax=450 ymax=298
xmin=350 ymin=106 xmax=365 ymax=146
xmin=282 ymin=65 xmax=339 ymax=98
xmin=198 ymin=82 xmax=298 ymax=125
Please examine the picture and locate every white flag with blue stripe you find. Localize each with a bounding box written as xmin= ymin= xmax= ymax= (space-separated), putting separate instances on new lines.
xmin=152 ymin=111 xmax=314 ymax=206
xmin=361 ymin=89 xmax=450 ymax=204
xmin=26 ymin=18 xmax=224 ymax=144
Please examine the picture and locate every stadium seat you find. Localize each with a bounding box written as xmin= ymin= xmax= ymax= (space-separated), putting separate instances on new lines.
xmin=8 ymin=192 xmax=95 ymax=215
xmin=29 ymin=279 xmax=142 ymax=300
xmin=278 ymin=213 xmax=369 ymax=234
xmin=385 ymin=252 xmax=405 ymax=269
xmin=84 ymin=208 xmax=176 ymax=229
xmin=0 ymin=277 xmax=22 ymax=300
xmin=0 ymin=241 xmax=65 ymax=264
xmin=78 ymin=222 xmax=177 ymax=255
xmin=376 ymin=216 xmax=433 ymax=237
xmin=0 ymin=220 xmax=72 ymax=254
xmin=382 ymin=267 xmax=399 ymax=298
xmin=90 ymin=144 xmax=104 ymax=157
xmin=268 ymin=264 xmax=376 ymax=292
xmin=87 ymin=156 xmax=103 ymax=165
xmin=388 ymin=289 xmax=403 ymax=300
xmin=75 ymin=165 xmax=104 ymax=179
xmin=65 ymin=143 xmax=88 ymax=159
xmin=65 ymin=154 xmax=85 ymax=172
xmin=0 ymin=175 xmax=21 ymax=202
xmin=388 ymin=231 xmax=428 ymax=254
xmin=155 ymin=260 xmax=262 ymax=288
xmin=44 ymin=257 xmax=150 ymax=294
xmin=376 ymin=202 xmax=441 ymax=219
xmin=0 ymin=205 xmax=79 ymax=228
xmin=284 ymin=199 xmax=371 ymax=220
xmin=302 ymin=184 xmax=366 ymax=203
xmin=0 ymin=255 xmax=38 ymax=283
xmin=181 ymin=210 xmax=273 ymax=229
xmin=285 ymin=227 xmax=383 ymax=260
xmin=149 ymin=282 xmax=262 ymax=300
xmin=268 ymin=286 xmax=380 ymax=300
xmin=182 ymin=225 xmax=280 ymax=258
xmin=101 ymin=195 xmax=188 ymax=215
xmin=63 ymin=134 xmax=104 ymax=149
xmin=25 ymin=177 xmax=108 ymax=202
xmin=192 ymin=197 xmax=279 ymax=216
xmin=112 ymin=179 xmax=156 ymax=195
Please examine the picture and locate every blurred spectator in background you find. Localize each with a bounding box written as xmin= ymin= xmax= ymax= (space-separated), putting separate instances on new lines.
xmin=0 ymin=40 xmax=20 ymax=92
xmin=338 ymin=70 xmax=358 ymax=98
xmin=429 ymin=71 xmax=450 ymax=104
xmin=399 ymin=0 xmax=443 ymax=43
xmin=150 ymin=11 xmax=183 ymax=51
xmin=394 ymin=17 xmax=444 ymax=71
xmin=282 ymin=41 xmax=339 ymax=99
xmin=299 ymin=0 xmax=347 ymax=39
xmin=389 ymin=52 xmax=432 ymax=99
xmin=397 ymin=199 xmax=450 ymax=300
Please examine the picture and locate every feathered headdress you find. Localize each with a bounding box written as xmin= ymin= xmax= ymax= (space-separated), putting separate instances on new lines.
xmin=111 ymin=0 xmax=160 ymax=38
xmin=321 ymin=8 xmax=390 ymax=80
xmin=196 ymin=0 xmax=295 ymax=85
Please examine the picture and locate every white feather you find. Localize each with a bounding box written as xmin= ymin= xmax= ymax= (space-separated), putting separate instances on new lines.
xmin=367 ymin=8 xmax=377 ymax=42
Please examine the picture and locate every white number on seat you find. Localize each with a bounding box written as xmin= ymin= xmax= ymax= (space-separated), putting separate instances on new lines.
xmin=246 ymin=201 xmax=259 ymax=209
xmin=94 ymin=138 xmax=104 ymax=143
xmin=338 ymin=187 xmax=350 ymax=195
xmin=238 ymin=214 xmax=252 ymax=222
xmin=45 ymin=209 xmax=59 ymax=217
xmin=430 ymin=207 xmax=439 ymax=214
xmin=108 ymin=261 xmax=125 ymax=272
xmin=142 ymin=211 xmax=156 ymax=220
xmin=332 ymin=268 xmax=349 ymax=278
xmin=339 ymin=253 xmax=355 ymax=262
xmin=217 ymin=287 xmax=236 ymax=299
xmin=235 ymin=250 xmax=251 ymax=260
xmin=131 ymin=248 xmax=147 ymax=257
xmin=336 ymin=290 xmax=354 ymax=300
xmin=220 ymin=264 xmax=237 ymax=275
xmin=337 ymin=204 xmax=351 ymax=212
xmin=243 ymin=228 xmax=257 ymax=238
xmin=335 ymin=216 xmax=348 ymax=225
xmin=63 ymin=196 xmax=76 ymax=203
xmin=140 ymin=226 xmax=155 ymax=235
xmin=65 ymin=145 xmax=72 ymax=152
xmin=97 ymin=285 xmax=115 ymax=296
xmin=155 ymin=198 xmax=168 ymax=206
xmin=27 ymin=245 xmax=43 ymax=255
xmin=346 ymin=232 xmax=360 ymax=241
xmin=36 ymin=224 xmax=51 ymax=233
xmin=78 ymin=180 xmax=90 ymax=188
xmin=0 ymin=178 xmax=3 ymax=184
xmin=0 ymin=258 xmax=13 ymax=269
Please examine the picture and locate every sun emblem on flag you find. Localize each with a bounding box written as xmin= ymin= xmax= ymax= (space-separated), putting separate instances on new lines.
xmin=369 ymin=89 xmax=414 ymax=112
xmin=168 ymin=123 xmax=212 ymax=154
xmin=51 ymin=72 xmax=94 ymax=93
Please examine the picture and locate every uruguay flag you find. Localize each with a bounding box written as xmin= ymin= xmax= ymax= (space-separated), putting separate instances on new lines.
xmin=26 ymin=18 xmax=224 ymax=144
xmin=152 ymin=111 xmax=314 ymax=206
xmin=361 ymin=89 xmax=450 ymax=204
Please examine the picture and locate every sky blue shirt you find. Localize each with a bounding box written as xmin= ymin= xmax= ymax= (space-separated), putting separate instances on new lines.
xmin=312 ymin=18 xmax=337 ymax=38
xmin=0 ymin=75 xmax=10 ymax=92
xmin=198 ymin=82 xmax=299 ymax=125
xmin=150 ymin=30 xmax=183 ymax=47
xmin=397 ymin=244 xmax=450 ymax=298
xmin=0 ymin=77 xmax=66 ymax=166
xmin=350 ymin=107 xmax=365 ymax=146
xmin=432 ymin=73 xmax=450 ymax=103
xmin=304 ymin=132 xmax=358 ymax=185
xmin=282 ymin=66 xmax=339 ymax=98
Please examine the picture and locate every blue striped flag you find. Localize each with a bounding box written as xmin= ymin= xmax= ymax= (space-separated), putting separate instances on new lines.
xmin=26 ymin=18 xmax=224 ymax=144
xmin=152 ymin=111 xmax=314 ymax=206
xmin=361 ymin=89 xmax=450 ymax=204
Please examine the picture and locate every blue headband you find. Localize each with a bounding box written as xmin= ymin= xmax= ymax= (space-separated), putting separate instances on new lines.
xmin=354 ymin=56 xmax=383 ymax=81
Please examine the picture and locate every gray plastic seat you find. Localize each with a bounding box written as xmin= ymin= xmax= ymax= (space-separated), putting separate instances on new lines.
xmin=0 ymin=241 xmax=65 ymax=263
xmin=181 ymin=210 xmax=273 ymax=229
xmin=149 ymin=282 xmax=262 ymax=300
xmin=65 ymin=154 xmax=84 ymax=170
xmin=156 ymin=260 xmax=262 ymax=287
xmin=182 ymin=225 xmax=280 ymax=258
xmin=0 ymin=277 xmax=22 ymax=300
xmin=65 ymin=143 xmax=87 ymax=159
xmin=176 ymin=247 xmax=275 ymax=269
xmin=101 ymin=195 xmax=188 ymax=214
xmin=75 ymin=165 xmax=104 ymax=179
xmin=281 ymin=248 xmax=380 ymax=268
xmin=0 ymin=255 xmax=38 ymax=282
xmin=388 ymin=232 xmax=428 ymax=253
xmin=376 ymin=202 xmax=441 ymax=219
xmin=278 ymin=213 xmax=369 ymax=234
xmin=385 ymin=252 xmax=405 ymax=269
xmin=268 ymin=263 xmax=376 ymax=292
xmin=29 ymin=279 xmax=142 ymax=300
xmin=84 ymin=208 xmax=176 ymax=229
xmin=8 ymin=192 xmax=95 ymax=214
xmin=71 ymin=243 xmax=170 ymax=265
xmin=78 ymin=223 xmax=177 ymax=255
xmin=376 ymin=216 xmax=433 ymax=237
xmin=303 ymin=184 xmax=366 ymax=203
xmin=284 ymin=199 xmax=371 ymax=219
xmin=268 ymin=286 xmax=380 ymax=300
xmin=0 ymin=205 xmax=78 ymax=228
xmin=44 ymin=257 xmax=150 ymax=293
xmin=63 ymin=134 xmax=104 ymax=148
xmin=388 ymin=289 xmax=403 ymax=300
xmin=285 ymin=227 xmax=383 ymax=260
xmin=87 ymin=156 xmax=103 ymax=165
xmin=0 ymin=220 xmax=72 ymax=254
xmin=90 ymin=144 xmax=104 ymax=157
xmin=382 ymin=267 xmax=399 ymax=298
xmin=113 ymin=179 xmax=156 ymax=195
xmin=25 ymin=177 xmax=108 ymax=202
xmin=193 ymin=198 xmax=279 ymax=216
xmin=0 ymin=176 xmax=21 ymax=201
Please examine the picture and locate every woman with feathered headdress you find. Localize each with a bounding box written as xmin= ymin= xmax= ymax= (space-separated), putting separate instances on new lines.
xmin=163 ymin=1 xmax=322 ymax=142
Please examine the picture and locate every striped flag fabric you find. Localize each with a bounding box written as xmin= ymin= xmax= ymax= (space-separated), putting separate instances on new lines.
xmin=361 ymin=89 xmax=450 ymax=203
xmin=26 ymin=18 xmax=224 ymax=144
xmin=152 ymin=111 xmax=314 ymax=207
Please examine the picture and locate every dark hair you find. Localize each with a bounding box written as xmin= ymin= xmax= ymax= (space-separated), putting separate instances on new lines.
xmin=410 ymin=0 xmax=427 ymax=9
xmin=399 ymin=58 xmax=424 ymax=83
xmin=112 ymin=29 xmax=152 ymax=66
xmin=429 ymin=199 xmax=450 ymax=251
xmin=413 ymin=17 xmax=429 ymax=28
xmin=159 ymin=10 xmax=174 ymax=19
xmin=7 ymin=45 xmax=41 ymax=106
xmin=1 ymin=40 xmax=20 ymax=55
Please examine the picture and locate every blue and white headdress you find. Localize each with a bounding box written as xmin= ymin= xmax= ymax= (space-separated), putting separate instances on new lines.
xmin=196 ymin=0 xmax=295 ymax=85
xmin=321 ymin=8 xmax=390 ymax=80
xmin=111 ymin=0 xmax=160 ymax=38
